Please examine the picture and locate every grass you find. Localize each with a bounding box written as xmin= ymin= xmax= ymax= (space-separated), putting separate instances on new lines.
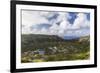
xmin=21 ymin=51 xmax=90 ymax=63
xmin=32 ymin=59 xmax=45 ymax=62
xmin=21 ymin=36 xmax=90 ymax=63
xmin=73 ymin=51 xmax=90 ymax=60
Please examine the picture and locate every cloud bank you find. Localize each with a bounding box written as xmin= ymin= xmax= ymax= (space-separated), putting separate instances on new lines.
xmin=22 ymin=10 xmax=90 ymax=37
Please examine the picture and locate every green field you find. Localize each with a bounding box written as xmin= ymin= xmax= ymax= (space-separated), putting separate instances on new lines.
xmin=21 ymin=34 xmax=90 ymax=63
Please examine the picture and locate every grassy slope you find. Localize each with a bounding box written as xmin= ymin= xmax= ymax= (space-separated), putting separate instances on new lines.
xmin=21 ymin=34 xmax=90 ymax=63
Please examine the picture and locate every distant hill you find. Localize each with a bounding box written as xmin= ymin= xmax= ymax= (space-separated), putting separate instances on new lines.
xmin=21 ymin=34 xmax=64 ymax=52
xmin=22 ymin=34 xmax=64 ymax=42
xmin=62 ymin=36 xmax=79 ymax=40
xmin=21 ymin=34 xmax=90 ymax=53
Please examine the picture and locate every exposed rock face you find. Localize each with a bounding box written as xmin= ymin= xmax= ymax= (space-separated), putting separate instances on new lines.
xmin=79 ymin=36 xmax=90 ymax=42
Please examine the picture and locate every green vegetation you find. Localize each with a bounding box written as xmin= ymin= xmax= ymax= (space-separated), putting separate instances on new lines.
xmin=21 ymin=34 xmax=90 ymax=63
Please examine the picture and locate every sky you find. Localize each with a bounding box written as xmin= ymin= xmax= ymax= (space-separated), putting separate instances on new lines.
xmin=22 ymin=10 xmax=90 ymax=38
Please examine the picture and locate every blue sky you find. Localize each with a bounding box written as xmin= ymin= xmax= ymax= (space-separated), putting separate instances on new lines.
xmin=22 ymin=10 xmax=90 ymax=38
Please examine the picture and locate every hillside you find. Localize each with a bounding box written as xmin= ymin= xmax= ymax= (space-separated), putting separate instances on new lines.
xmin=21 ymin=34 xmax=64 ymax=52
xmin=79 ymin=36 xmax=90 ymax=42
xmin=21 ymin=34 xmax=90 ymax=63
xmin=22 ymin=34 xmax=64 ymax=43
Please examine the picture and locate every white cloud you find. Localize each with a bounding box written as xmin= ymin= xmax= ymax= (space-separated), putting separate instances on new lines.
xmin=22 ymin=25 xmax=31 ymax=34
xmin=40 ymin=11 xmax=56 ymax=19
xmin=22 ymin=11 xmax=49 ymax=26
xmin=73 ymin=13 xmax=90 ymax=29
xmin=22 ymin=11 xmax=90 ymax=37
xmin=22 ymin=10 xmax=49 ymax=34
xmin=48 ymin=12 xmax=71 ymax=36
xmin=49 ymin=23 xmax=59 ymax=35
